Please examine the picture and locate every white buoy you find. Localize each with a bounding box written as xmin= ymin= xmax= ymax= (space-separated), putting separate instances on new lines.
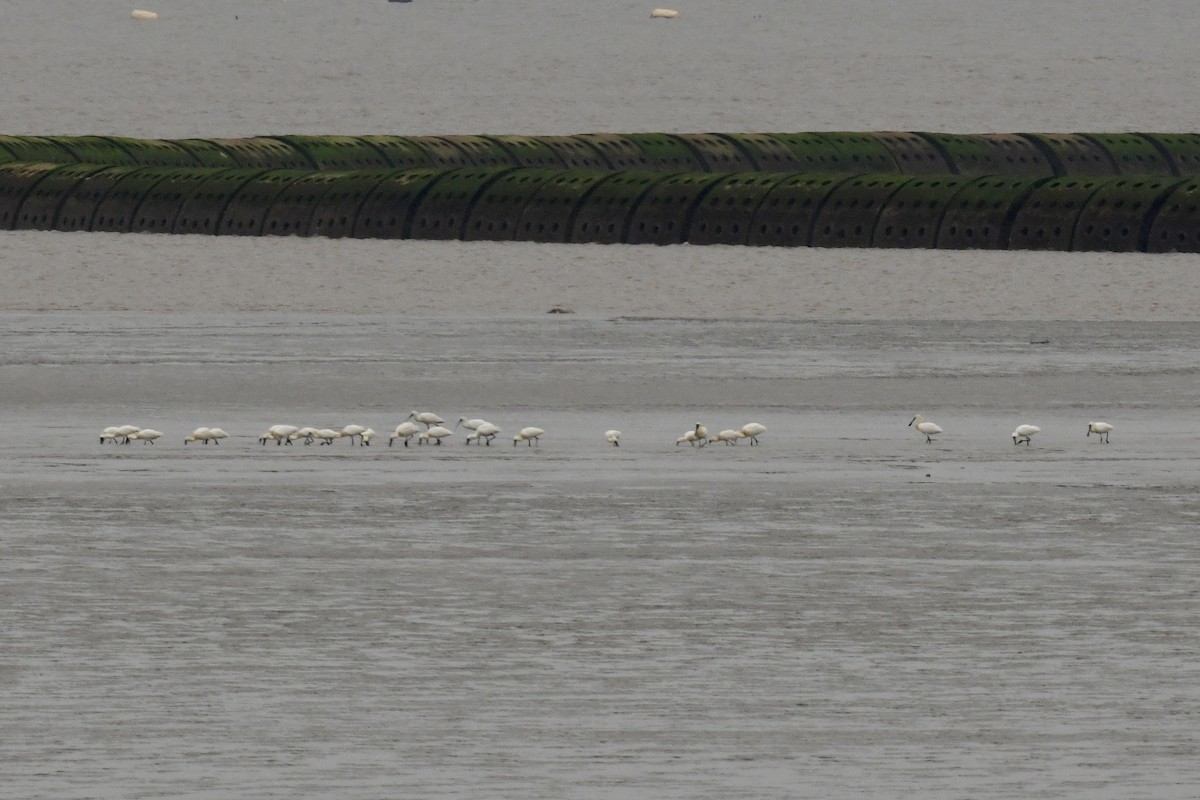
xmin=131 ymin=10 xmax=159 ymax=20
xmin=650 ymin=8 xmax=679 ymax=19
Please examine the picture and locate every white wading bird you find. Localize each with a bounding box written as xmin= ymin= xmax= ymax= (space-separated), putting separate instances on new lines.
xmin=184 ymin=427 xmax=212 ymax=445
xmin=408 ymin=410 xmax=445 ymax=429
xmin=419 ymin=426 xmax=453 ymax=445
xmin=1012 ymin=424 xmax=1040 ymax=445
xmin=289 ymin=427 xmax=319 ymax=445
xmin=389 ymin=421 xmax=422 ymax=447
xmin=513 ymin=427 xmax=545 ymax=446
xmin=341 ymin=424 xmax=369 ymax=445
xmin=739 ymin=422 xmax=766 ymax=445
xmin=458 ymin=418 xmax=493 ymax=442
xmin=676 ymin=429 xmax=699 ymax=446
xmin=605 ymin=430 xmax=621 ymax=446
xmin=359 ymin=428 xmax=375 ymax=446
xmin=909 ymin=414 xmax=943 ymax=443
xmin=206 ymin=428 xmax=228 ymax=444
xmin=129 ymin=428 xmax=163 ymax=444
xmin=314 ymin=428 xmax=343 ymax=445
xmin=105 ymin=424 xmax=140 ymax=444
xmin=1087 ymin=421 xmax=1114 ymax=443
xmin=467 ymin=422 xmax=502 ymax=445
xmin=260 ymin=424 xmax=299 ymax=445
xmin=713 ymin=429 xmax=741 ymax=445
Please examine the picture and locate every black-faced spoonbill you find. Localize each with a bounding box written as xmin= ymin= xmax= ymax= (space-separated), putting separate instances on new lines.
xmin=676 ymin=430 xmax=699 ymax=446
xmin=1012 ymin=424 xmax=1040 ymax=445
xmin=514 ymin=427 xmax=545 ymax=446
xmin=605 ymin=430 xmax=621 ymax=446
xmin=112 ymin=424 xmax=141 ymax=444
xmin=1087 ymin=421 xmax=1114 ymax=443
xmin=184 ymin=427 xmax=212 ymax=445
xmin=289 ymin=427 xmax=319 ymax=444
xmin=130 ymin=428 xmax=163 ymax=444
xmin=467 ymin=422 xmax=502 ymax=445
xmin=909 ymin=415 xmax=943 ymax=443
xmin=739 ymin=422 xmax=767 ymax=445
xmin=341 ymin=424 xmax=368 ymax=445
xmin=260 ymin=424 xmax=298 ymax=445
xmin=419 ymin=425 xmax=453 ymax=445
xmin=389 ymin=422 xmax=421 ymax=447
xmin=459 ymin=419 xmax=494 ymax=443
xmin=409 ymin=410 xmax=445 ymax=429
xmin=314 ymin=428 xmax=342 ymax=445
xmin=713 ymin=429 xmax=741 ymax=445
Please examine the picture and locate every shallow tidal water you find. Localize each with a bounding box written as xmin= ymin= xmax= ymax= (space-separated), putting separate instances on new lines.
xmin=2 ymin=309 xmax=1199 ymax=798
xmin=4 ymin=0 xmax=1200 ymax=795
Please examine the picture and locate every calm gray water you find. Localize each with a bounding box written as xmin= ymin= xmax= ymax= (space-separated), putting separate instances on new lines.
xmin=3 ymin=1 xmax=1200 ymax=797
xmin=3 ymin=313 xmax=1199 ymax=799
xmin=5 ymin=0 xmax=1200 ymax=137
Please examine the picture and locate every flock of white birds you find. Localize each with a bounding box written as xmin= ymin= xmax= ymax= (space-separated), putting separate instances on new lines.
xmin=907 ymin=416 xmax=1115 ymax=445
xmin=98 ymin=413 xmax=1117 ymax=450
xmin=96 ymin=412 xmax=771 ymax=450
xmin=675 ymin=422 xmax=767 ymax=447
xmin=99 ymin=411 xmax=551 ymax=448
